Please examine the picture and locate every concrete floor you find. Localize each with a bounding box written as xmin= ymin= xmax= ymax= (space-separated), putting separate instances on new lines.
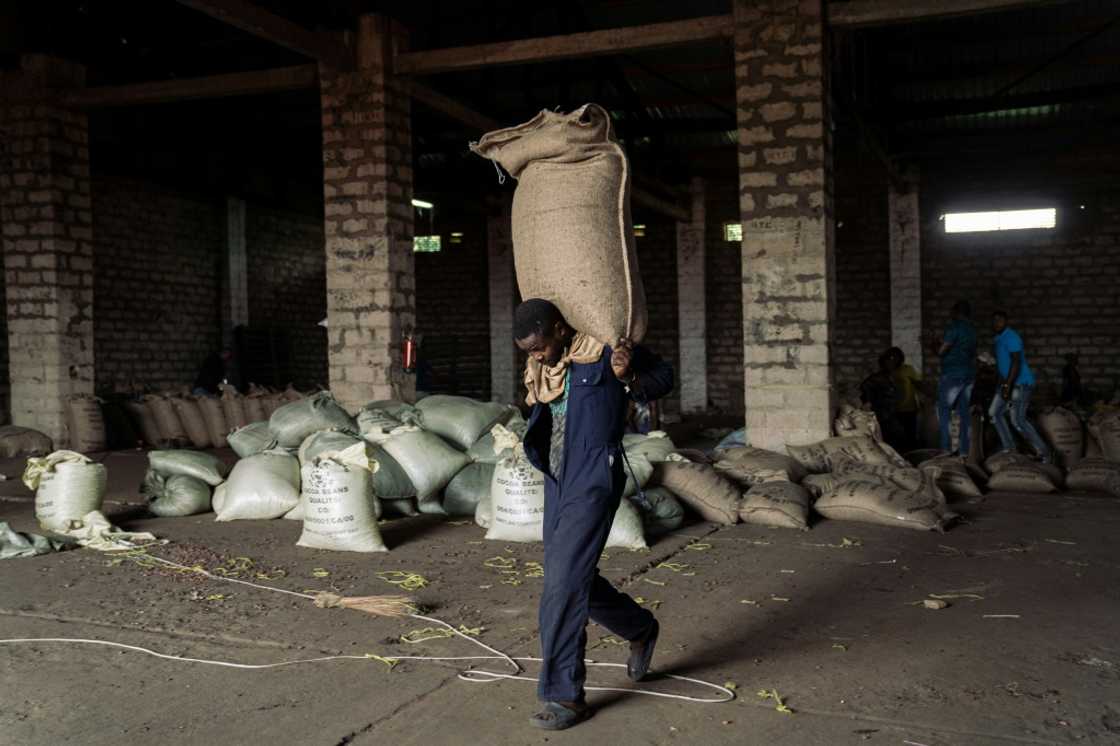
xmin=1 ymin=450 xmax=1118 ymax=745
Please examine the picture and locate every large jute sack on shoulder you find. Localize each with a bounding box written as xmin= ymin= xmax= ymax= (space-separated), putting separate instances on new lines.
xmin=833 ymin=404 xmax=882 ymax=441
xmin=415 ymin=395 xmax=514 ymax=450
xmin=24 ymin=451 xmax=107 ymax=531
xmin=787 ymin=435 xmax=906 ymax=475
xmin=1037 ymin=407 xmax=1084 ymax=469
xmin=636 ymin=487 xmax=685 ymax=538
xmin=297 ymin=445 xmax=386 ymax=553
xmin=739 ymin=480 xmax=810 ymax=530
xmin=228 ymin=422 xmax=277 ymax=459
xmin=143 ymin=471 xmax=212 ymax=517
xmin=987 ymin=462 xmax=1060 ymax=493
xmin=148 ymin=450 xmax=228 ymax=486
xmin=715 ymin=446 xmax=808 ymax=486
xmin=622 ymin=431 xmax=678 ymax=464
xmin=0 ymin=426 xmax=53 ymax=458
xmin=485 ymin=445 xmax=546 ymax=542
xmin=145 ymin=394 xmax=188 ymax=446
xmin=1065 ymin=459 xmax=1120 ymax=497
xmin=381 ymin=425 xmax=469 ymax=512
xmin=196 ymin=396 xmax=229 ymax=448
xmin=648 ymin=462 xmax=738 ymax=525
xmin=471 ymin=103 xmax=647 ymax=343
xmin=216 ymin=449 xmax=300 ymax=521
xmin=66 ymin=395 xmax=106 ymax=452
xmin=605 ymin=498 xmax=647 ymax=551
xmin=919 ymin=456 xmax=983 ymax=499
xmin=444 ymin=462 xmax=496 ymax=517
xmin=269 ymin=392 xmax=356 ymax=449
xmin=815 ymin=478 xmax=953 ymax=531
xmin=172 ymin=397 xmax=211 ymax=449
xmin=124 ymin=400 xmax=162 ymax=448
xmin=220 ymin=385 xmax=250 ymax=431
xmin=1087 ymin=410 xmax=1120 ymax=462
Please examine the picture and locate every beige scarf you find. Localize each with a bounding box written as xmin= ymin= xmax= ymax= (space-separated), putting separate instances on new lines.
xmin=524 ymin=332 xmax=605 ymax=406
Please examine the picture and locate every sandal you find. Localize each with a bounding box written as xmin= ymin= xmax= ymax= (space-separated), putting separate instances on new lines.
xmin=529 ymin=701 xmax=593 ymax=731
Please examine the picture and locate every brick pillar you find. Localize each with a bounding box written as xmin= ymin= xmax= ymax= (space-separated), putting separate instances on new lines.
xmin=889 ymin=167 xmax=922 ymax=371
xmin=223 ymin=195 xmax=248 ymax=349
xmin=320 ymin=15 xmax=414 ymax=410
xmin=488 ymin=197 xmax=517 ymax=404
xmin=734 ymin=0 xmax=835 ymax=450
xmin=0 ymin=56 xmax=94 ymax=446
xmin=676 ymin=177 xmax=707 ymax=415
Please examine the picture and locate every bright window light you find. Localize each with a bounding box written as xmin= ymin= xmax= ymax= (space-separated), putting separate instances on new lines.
xmin=633 ymin=224 xmax=646 ymax=238
xmin=413 ymin=235 xmax=441 ymax=253
xmin=724 ymin=222 xmax=742 ymax=242
xmin=943 ymin=208 xmax=1055 ymax=233
xmin=449 ymin=231 xmax=464 ymax=244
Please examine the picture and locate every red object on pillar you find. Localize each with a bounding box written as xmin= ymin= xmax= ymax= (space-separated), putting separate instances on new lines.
xmin=402 ymin=334 xmax=417 ymax=373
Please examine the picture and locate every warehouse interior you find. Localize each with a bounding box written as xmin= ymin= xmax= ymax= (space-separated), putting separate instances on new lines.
xmin=2 ymin=1 xmax=1119 ymax=744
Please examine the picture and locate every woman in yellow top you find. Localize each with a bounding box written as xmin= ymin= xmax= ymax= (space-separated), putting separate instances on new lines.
xmin=887 ymin=347 xmax=922 ymax=451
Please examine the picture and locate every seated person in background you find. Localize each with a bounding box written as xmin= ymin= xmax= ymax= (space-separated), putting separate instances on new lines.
xmin=193 ymin=348 xmax=232 ymax=395
xmin=861 ymin=351 xmax=904 ymax=450
xmin=886 ymin=346 xmax=921 ymax=452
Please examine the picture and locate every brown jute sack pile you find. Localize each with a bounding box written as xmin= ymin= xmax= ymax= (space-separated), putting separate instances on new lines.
xmin=66 ymin=395 xmax=106 ymax=453
xmin=1087 ymin=410 xmax=1120 ymax=462
xmin=471 ymin=103 xmax=647 ymax=344
xmin=714 ymin=446 xmax=808 ymax=486
xmin=833 ymin=404 xmax=882 ymax=441
xmin=787 ymin=435 xmax=908 ymax=475
xmin=739 ymin=480 xmax=810 ymax=530
xmin=649 ymin=462 xmax=739 ymax=525
xmin=1065 ymin=458 xmax=1120 ymax=497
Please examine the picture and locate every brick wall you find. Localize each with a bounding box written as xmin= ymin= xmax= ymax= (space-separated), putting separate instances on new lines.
xmin=922 ymin=185 xmax=1120 ymax=400
xmin=833 ymin=147 xmax=891 ymax=401
xmin=0 ymin=259 xmax=7 ymax=423
xmin=92 ymin=176 xmax=223 ymax=394
xmin=705 ymin=184 xmax=745 ymax=416
xmin=245 ymin=205 xmax=328 ymax=387
xmin=633 ymin=213 xmax=681 ymax=417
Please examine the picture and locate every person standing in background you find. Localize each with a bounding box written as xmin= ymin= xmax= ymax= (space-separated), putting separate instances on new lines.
xmin=932 ymin=301 xmax=978 ymax=458
xmin=887 ymin=346 xmax=922 ymax=452
xmin=989 ymin=311 xmax=1052 ymax=463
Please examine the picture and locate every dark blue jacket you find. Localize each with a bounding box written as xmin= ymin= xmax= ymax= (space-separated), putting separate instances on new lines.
xmin=523 ymin=345 xmax=674 ymax=489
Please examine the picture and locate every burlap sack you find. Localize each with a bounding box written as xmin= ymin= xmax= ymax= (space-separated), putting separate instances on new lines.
xmin=66 ymin=395 xmax=106 ymax=453
xmin=0 ymin=426 xmax=53 ymax=458
xmin=739 ymin=480 xmax=810 ymax=530
xmin=485 ymin=447 xmax=546 ymax=543
xmin=197 ymin=396 xmax=229 ymax=448
xmin=172 ymin=397 xmax=212 ymax=449
xmin=126 ymin=400 xmax=164 ymax=448
xmin=815 ymin=478 xmax=952 ymax=531
xmin=831 ymin=458 xmax=928 ymax=493
xmin=919 ymin=456 xmax=983 ymax=499
xmin=471 ymin=103 xmax=647 ymax=343
xmin=1037 ymin=407 xmax=1084 ymax=469
xmin=715 ymin=446 xmax=808 ymax=486
xmin=25 ymin=451 xmax=107 ymax=532
xmin=220 ymin=386 xmax=250 ymax=431
xmin=357 ymin=407 xmax=402 ymax=445
xmin=144 ymin=472 xmax=212 ymax=517
xmin=605 ymin=499 xmax=648 ymax=550
xmin=297 ymin=448 xmax=386 ymax=553
xmin=1087 ymin=410 xmax=1120 ymax=462
xmin=801 ymin=473 xmax=838 ymax=501
xmin=368 ymin=444 xmax=416 ymax=500
xmin=381 ymin=425 xmax=468 ymax=512
xmin=145 ymin=394 xmax=188 ymax=446
xmin=298 ymin=429 xmax=362 ymax=465
xmin=648 ymin=462 xmax=739 ymax=525
xmin=244 ymin=395 xmax=269 ymax=425
xmin=148 ymin=450 xmax=228 ymax=486
xmin=787 ymin=435 xmax=907 ymax=475
xmin=228 ymin=422 xmax=278 ymax=459
xmin=1065 ymin=458 xmax=1120 ymax=497
xmin=622 ymin=431 xmax=678 ymax=464
xmin=269 ymin=392 xmax=356 ymax=449
xmin=415 ymin=395 xmax=514 ymax=450
xmin=468 ymin=416 xmax=528 ymax=464
xmin=216 ymin=449 xmax=300 ymax=521
xmin=987 ymin=463 xmax=1060 ymax=493
xmin=443 ymin=462 xmax=496 ymax=517
xmin=637 ymin=487 xmax=685 ymax=538
xmin=833 ymin=404 xmax=882 ymax=441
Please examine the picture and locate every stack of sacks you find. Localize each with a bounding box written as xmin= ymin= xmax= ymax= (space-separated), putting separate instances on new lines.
xmin=711 ymin=446 xmax=810 ymax=530
xmin=142 ymin=450 xmax=228 ymax=517
xmin=814 ymin=456 xmax=956 ymax=531
xmin=833 ymin=403 xmax=882 ymax=441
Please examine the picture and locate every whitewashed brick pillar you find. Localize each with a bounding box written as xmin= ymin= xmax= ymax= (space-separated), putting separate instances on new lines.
xmin=676 ymin=177 xmax=707 ymax=414
xmin=734 ymin=0 xmax=836 ymax=450
xmin=889 ymin=167 xmax=922 ymax=370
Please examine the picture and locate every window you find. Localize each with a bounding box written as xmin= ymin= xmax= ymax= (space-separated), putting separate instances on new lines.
xmin=413 ymin=235 xmax=441 ymax=253
xmin=723 ymin=222 xmax=742 ymax=242
xmin=943 ymin=208 xmax=1056 ymax=234
xmin=633 ymin=224 xmax=646 ymax=238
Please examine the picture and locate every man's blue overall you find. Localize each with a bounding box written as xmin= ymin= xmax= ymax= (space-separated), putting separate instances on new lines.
xmin=522 ymin=344 xmax=674 ymax=702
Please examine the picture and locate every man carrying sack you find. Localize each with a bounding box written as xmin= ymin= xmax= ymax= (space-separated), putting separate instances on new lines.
xmin=514 ymin=298 xmax=673 ymax=730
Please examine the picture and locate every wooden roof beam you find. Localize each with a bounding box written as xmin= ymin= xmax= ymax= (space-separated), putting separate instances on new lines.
xmin=829 ymin=0 xmax=1080 ymax=28
xmin=175 ymin=0 xmax=351 ymax=69
xmin=61 ymin=64 xmax=318 ymax=108
xmin=394 ymin=14 xmax=733 ymax=76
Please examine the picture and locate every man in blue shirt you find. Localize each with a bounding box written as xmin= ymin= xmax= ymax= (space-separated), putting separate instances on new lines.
xmin=933 ymin=300 xmax=978 ymax=458
xmin=989 ymin=310 xmax=1051 ymax=462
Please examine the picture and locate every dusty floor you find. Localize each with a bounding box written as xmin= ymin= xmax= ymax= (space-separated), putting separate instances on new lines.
xmin=1 ymin=449 xmax=1118 ymax=745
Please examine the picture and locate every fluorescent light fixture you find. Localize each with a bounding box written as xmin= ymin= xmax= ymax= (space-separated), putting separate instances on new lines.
xmin=449 ymin=231 xmax=463 ymax=244
xmin=944 ymin=208 xmax=1055 ymax=233
xmin=411 ymin=198 xmax=434 ymax=210
xmin=633 ymin=224 xmax=646 ymax=237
